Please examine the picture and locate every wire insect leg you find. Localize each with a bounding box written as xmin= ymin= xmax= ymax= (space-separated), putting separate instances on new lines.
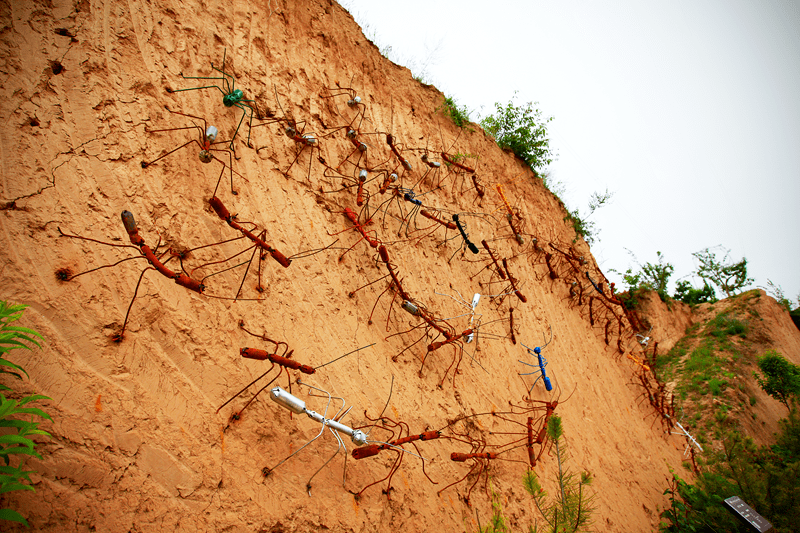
xmin=216 ymin=362 xmax=278 ymax=414
xmin=306 ymin=427 xmax=346 ymax=493
xmin=113 ymin=266 xmax=153 ymax=342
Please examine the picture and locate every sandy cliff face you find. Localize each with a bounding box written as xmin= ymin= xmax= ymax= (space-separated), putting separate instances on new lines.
xmin=0 ymin=1 xmax=697 ymax=531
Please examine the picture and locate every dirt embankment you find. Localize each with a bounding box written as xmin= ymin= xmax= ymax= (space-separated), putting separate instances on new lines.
xmin=633 ymin=289 xmax=800 ymax=448
xmin=0 ymin=1 xmax=707 ymax=531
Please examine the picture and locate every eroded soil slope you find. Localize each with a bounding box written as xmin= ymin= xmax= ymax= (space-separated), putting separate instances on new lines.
xmin=0 ymin=1 xmax=693 ymax=531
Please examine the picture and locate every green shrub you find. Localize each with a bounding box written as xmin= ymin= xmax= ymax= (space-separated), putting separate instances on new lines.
xmin=474 ymin=417 xmax=594 ymax=533
xmin=480 ymin=92 xmax=554 ymax=172
xmin=556 ymin=190 xmax=607 ymax=245
xmin=614 ymin=251 xmax=674 ymax=304
xmin=707 ymin=313 xmax=748 ymax=339
xmin=475 ymin=486 xmax=511 ymax=533
xmin=563 ymin=210 xmax=593 ymax=245
xmin=763 ymin=279 xmax=795 ymax=312
xmin=674 ymin=280 xmax=716 ymax=305
xmin=754 ymin=350 xmax=800 ymax=410
xmin=708 ymin=378 xmax=726 ymax=396
xmin=438 ymin=95 xmax=471 ymax=129
xmin=684 ymin=344 xmax=714 ymax=375
xmin=0 ymin=301 xmax=51 ymax=527
xmin=660 ymin=416 xmax=800 ymax=532
xmin=523 ymin=416 xmax=595 ymax=532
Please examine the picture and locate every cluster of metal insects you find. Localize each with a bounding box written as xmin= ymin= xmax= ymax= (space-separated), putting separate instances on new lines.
xmin=55 ymin=50 xmax=684 ymax=501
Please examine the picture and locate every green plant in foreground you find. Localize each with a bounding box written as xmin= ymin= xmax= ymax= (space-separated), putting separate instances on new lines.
xmin=523 ymin=415 xmax=595 ymax=532
xmin=660 ymin=412 xmax=800 ymax=532
xmin=472 ymin=417 xmax=594 ymax=533
xmin=475 ymin=485 xmax=511 ymax=533
xmin=0 ymin=301 xmax=51 ymax=527
xmin=754 ymin=350 xmax=800 ymax=410
xmin=480 ymin=92 xmax=554 ymax=172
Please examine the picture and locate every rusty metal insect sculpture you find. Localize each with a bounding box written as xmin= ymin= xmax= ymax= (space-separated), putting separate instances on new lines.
xmin=346 ymin=378 xmax=454 ymax=499
xmin=320 ymin=82 xmax=367 ymax=131
xmin=436 ymin=412 xmax=530 ymax=505
xmin=141 ymin=106 xmax=244 ymax=196
xmin=495 ymin=184 xmax=525 ymax=245
xmin=195 ymin=197 xmax=335 ymax=299
xmin=219 ymin=338 xmax=375 ymax=429
xmin=385 ymin=133 xmax=413 ymax=172
xmin=319 ymin=163 xmax=380 ymax=208
xmin=57 ymin=211 xmax=204 ymax=342
xmin=326 ymin=207 xmax=381 ymax=261
xmin=217 ymin=321 xmax=312 ymax=428
xmin=257 ymin=86 xmax=320 ymax=180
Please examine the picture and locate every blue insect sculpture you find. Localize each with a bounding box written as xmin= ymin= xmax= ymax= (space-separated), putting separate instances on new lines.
xmin=519 ymin=327 xmax=554 ymax=392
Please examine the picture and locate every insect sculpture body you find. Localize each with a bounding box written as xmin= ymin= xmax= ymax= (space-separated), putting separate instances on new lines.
xmin=216 ymin=323 xmax=311 ymax=427
xmin=437 ymin=425 xmax=512 ymax=505
xmin=471 ymin=175 xmax=485 ymax=198
xmin=141 ymin=107 xmax=243 ymax=196
xmin=192 ymin=196 xmax=299 ymax=299
xmin=264 ymin=382 xmax=367 ymax=493
xmin=320 ymin=84 xmax=367 ymax=130
xmin=495 ymin=184 xmax=524 ymax=243
xmin=501 ymin=258 xmax=527 ymax=303
xmin=522 ymin=345 xmax=552 ymax=392
xmin=349 ymin=425 xmax=440 ymax=498
xmin=208 ymin=197 xmax=292 ymax=268
xmin=170 ymin=50 xmax=258 ymax=150
xmin=519 ymin=327 xmax=554 ymax=392
xmin=441 ymin=152 xmax=475 ymax=173
xmin=328 ymin=207 xmax=380 ymax=261
xmin=57 ymin=211 xmax=205 ymax=342
xmin=452 ymin=214 xmax=479 ymax=255
xmin=386 ymin=133 xmax=413 ymax=171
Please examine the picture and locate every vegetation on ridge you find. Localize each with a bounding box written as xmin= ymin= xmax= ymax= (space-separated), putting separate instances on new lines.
xmin=655 ymin=291 xmax=800 ymax=531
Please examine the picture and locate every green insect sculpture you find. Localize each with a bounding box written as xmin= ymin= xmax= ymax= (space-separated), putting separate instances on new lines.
xmin=169 ymin=49 xmax=257 ymax=150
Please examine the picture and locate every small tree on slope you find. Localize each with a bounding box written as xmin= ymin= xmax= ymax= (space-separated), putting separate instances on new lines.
xmin=754 ymin=350 xmax=800 ymax=410
xmin=523 ymin=415 xmax=595 ymax=533
xmin=692 ymin=246 xmax=753 ymax=298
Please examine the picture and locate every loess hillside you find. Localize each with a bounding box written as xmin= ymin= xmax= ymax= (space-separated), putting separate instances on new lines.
xmin=635 ymin=289 xmax=800 ymax=451
xmin=0 ymin=0 xmax=723 ymax=531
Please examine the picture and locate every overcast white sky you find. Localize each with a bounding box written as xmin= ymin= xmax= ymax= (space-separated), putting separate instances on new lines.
xmin=340 ymin=0 xmax=800 ymax=305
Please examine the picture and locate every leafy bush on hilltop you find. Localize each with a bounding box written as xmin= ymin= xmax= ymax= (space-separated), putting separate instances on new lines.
xmin=480 ymin=93 xmax=554 ymax=172
xmin=614 ymin=251 xmax=674 ymax=307
xmin=693 ymin=247 xmax=753 ymax=298
xmin=674 ymin=280 xmax=716 ymax=305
